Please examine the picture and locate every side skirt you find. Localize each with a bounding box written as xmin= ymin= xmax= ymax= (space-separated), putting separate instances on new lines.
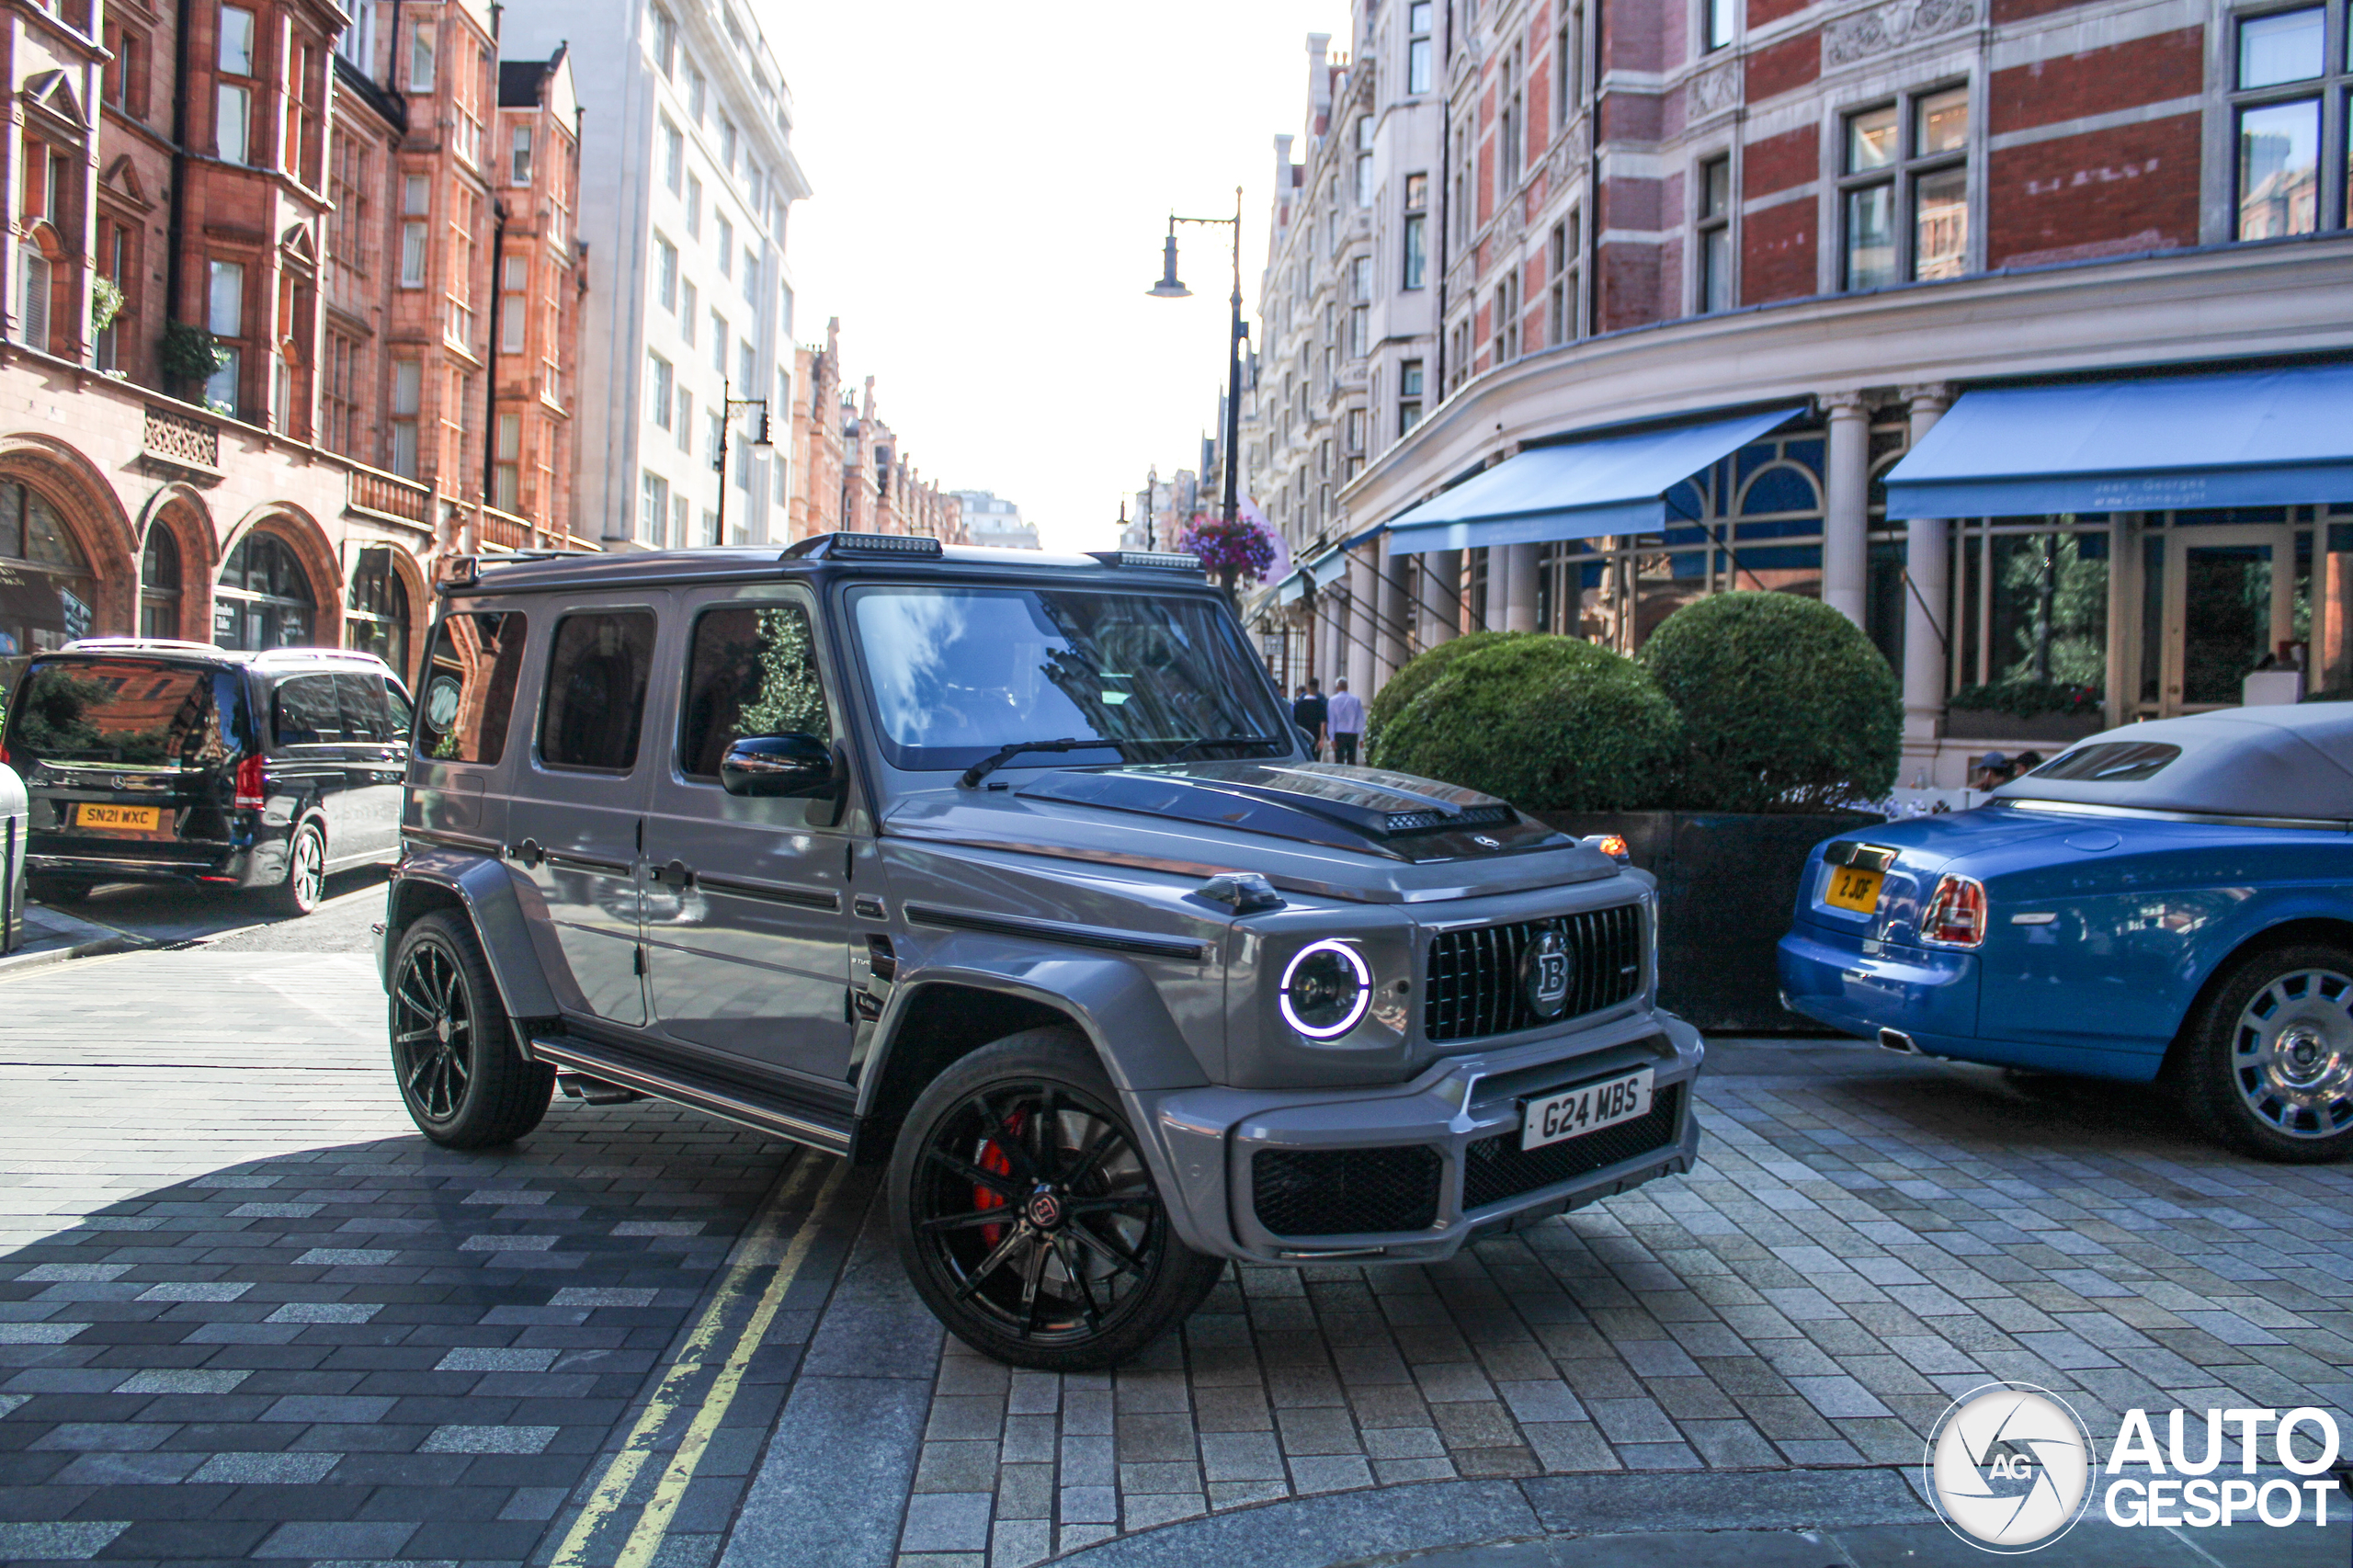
xmin=526 ymin=1033 xmax=856 ymax=1156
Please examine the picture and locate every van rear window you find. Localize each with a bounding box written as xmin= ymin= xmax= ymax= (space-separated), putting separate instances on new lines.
xmin=2028 ymin=741 xmax=2181 ymax=783
xmin=417 ymin=612 xmax=527 ymax=765
xmin=4 ymin=659 xmax=228 ymax=767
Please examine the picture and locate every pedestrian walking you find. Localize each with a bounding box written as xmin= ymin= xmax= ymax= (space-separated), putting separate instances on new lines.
xmin=1291 ymin=678 xmax=1328 ymax=761
xmin=1328 ymin=676 xmax=1364 ymax=767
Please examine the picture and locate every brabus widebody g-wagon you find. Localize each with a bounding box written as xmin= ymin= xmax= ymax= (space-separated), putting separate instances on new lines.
xmin=378 ymin=534 xmax=1702 ymax=1367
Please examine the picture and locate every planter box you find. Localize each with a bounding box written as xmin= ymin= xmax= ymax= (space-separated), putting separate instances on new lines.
xmin=1942 ymin=710 xmax=2106 ymax=745
xmin=1539 ymin=809 xmax=1879 ymax=1034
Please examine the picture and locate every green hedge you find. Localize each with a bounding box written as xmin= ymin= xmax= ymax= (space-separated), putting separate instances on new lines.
xmin=1377 ymin=636 xmax=1680 ymax=812
xmin=1638 ymin=591 xmax=1900 ymax=811
xmin=1364 ymin=631 xmax=1531 ymax=763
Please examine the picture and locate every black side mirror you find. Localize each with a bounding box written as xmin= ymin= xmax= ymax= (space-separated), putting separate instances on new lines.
xmin=720 ymin=733 xmax=838 ymax=799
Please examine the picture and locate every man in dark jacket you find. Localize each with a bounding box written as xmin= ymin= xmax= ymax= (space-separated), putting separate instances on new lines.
xmin=1291 ymin=678 xmax=1327 ymax=760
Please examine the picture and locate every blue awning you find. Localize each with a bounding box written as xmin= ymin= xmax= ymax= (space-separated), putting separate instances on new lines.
xmin=1270 ymin=567 xmax=1309 ymax=605
xmin=1304 ymin=548 xmax=1351 ymax=589
xmin=1383 ymin=405 xmax=1806 ymax=555
xmin=1883 ymin=365 xmax=2353 ymax=518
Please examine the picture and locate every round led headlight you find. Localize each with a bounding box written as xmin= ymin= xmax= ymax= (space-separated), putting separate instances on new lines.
xmin=1279 ymin=938 xmax=1372 ymax=1040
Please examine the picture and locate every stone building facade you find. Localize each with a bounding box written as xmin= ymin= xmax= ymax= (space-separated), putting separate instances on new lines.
xmin=0 ymin=0 xmax=588 ymax=691
xmin=1254 ymin=0 xmax=2353 ymax=784
xmin=779 ymin=317 xmax=967 ymax=545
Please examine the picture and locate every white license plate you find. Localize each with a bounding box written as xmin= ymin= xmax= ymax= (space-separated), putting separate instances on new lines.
xmin=1521 ymin=1067 xmax=1654 ymax=1153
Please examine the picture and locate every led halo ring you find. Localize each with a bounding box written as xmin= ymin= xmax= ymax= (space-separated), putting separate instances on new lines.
xmin=1279 ymin=938 xmax=1374 ymax=1040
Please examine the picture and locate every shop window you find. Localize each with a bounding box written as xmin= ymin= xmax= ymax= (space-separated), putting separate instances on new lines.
xmin=1948 ymin=520 xmax=2110 ymax=709
xmin=0 ymin=481 xmax=96 ymax=654
xmin=140 ymin=526 xmax=182 ymax=640
xmin=1839 ymin=86 xmax=1969 ymax=290
xmin=346 ymin=547 xmax=411 ymax=674
xmin=2231 ymin=7 xmax=2338 ymax=239
xmin=215 ymin=530 xmax=314 ymax=650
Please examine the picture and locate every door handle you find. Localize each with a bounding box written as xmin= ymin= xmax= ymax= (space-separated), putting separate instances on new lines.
xmin=511 ymin=837 xmax=545 ymax=867
xmin=652 ymin=858 xmax=695 ymax=888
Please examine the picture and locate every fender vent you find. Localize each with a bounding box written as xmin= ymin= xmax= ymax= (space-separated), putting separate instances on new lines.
xmin=1252 ymin=1145 xmax=1442 ymax=1236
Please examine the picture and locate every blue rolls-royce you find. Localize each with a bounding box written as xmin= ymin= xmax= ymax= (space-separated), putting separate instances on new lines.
xmin=1777 ymin=705 xmax=2353 ymax=1162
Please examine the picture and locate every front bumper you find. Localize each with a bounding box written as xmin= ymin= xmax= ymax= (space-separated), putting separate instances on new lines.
xmin=1136 ymin=1007 xmax=1703 ymax=1266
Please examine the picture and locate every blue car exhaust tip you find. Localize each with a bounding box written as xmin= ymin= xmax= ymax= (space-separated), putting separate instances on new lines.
xmin=1878 ymin=1028 xmax=1919 ymax=1054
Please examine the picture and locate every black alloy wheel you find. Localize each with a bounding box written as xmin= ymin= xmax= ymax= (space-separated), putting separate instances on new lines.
xmin=891 ymin=1028 xmax=1224 ymax=1369
xmin=387 ymin=911 xmax=554 ymax=1148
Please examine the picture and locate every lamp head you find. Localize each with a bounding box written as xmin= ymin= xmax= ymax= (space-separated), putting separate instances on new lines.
xmin=1147 ymin=232 xmax=1190 ymax=299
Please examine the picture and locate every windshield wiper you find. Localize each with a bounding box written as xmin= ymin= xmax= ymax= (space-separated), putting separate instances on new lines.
xmin=958 ymin=736 xmax=1119 ymax=789
xmin=1163 ymin=733 xmax=1285 ymax=765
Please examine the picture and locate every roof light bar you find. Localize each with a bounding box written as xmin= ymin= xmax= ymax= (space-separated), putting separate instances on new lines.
xmin=1088 ymin=550 xmax=1203 ymax=573
xmin=781 ymin=531 xmax=945 ymax=561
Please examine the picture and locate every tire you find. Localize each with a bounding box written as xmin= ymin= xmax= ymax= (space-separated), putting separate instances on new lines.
xmin=263 ymin=821 xmax=326 ymax=917
xmin=388 ymin=911 xmax=554 ymax=1148
xmin=889 ymin=1027 xmax=1225 ymax=1370
xmin=2171 ymin=942 xmax=2353 ymax=1162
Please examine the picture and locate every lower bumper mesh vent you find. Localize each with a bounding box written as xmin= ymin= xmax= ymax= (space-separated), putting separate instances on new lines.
xmin=1252 ymin=1145 xmax=1442 ymax=1236
xmin=1461 ymin=1082 xmax=1684 ymax=1210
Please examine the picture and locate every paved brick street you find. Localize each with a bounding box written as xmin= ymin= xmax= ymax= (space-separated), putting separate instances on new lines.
xmin=3 ymin=940 xmax=2349 ymax=1567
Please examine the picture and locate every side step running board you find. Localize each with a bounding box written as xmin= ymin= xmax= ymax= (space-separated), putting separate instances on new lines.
xmin=528 ymin=1036 xmax=855 ymax=1155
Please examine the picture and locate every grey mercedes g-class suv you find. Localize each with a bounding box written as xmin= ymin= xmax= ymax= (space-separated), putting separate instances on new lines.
xmin=379 ymin=533 xmax=1702 ymax=1369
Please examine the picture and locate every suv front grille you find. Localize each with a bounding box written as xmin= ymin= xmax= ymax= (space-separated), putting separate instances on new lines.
xmin=1424 ymin=903 xmax=1644 ymax=1043
xmin=1252 ymin=1145 xmax=1442 ymax=1236
xmin=1462 ymin=1082 xmax=1683 ymax=1210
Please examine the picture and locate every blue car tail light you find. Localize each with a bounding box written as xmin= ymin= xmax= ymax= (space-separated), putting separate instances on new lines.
xmin=1919 ymin=873 xmax=1988 ymax=949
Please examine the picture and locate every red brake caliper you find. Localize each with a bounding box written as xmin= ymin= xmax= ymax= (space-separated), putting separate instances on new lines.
xmin=973 ymin=1110 xmax=1026 ymax=1250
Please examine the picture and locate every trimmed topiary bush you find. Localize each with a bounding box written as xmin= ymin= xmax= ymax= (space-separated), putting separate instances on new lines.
xmin=1365 ymin=630 xmax=1532 ymax=764
xmin=1639 ymin=591 xmax=1899 ymax=812
xmin=1378 ymin=635 xmax=1681 ymax=811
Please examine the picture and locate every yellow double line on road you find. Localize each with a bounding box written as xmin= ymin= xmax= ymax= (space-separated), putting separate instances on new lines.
xmin=552 ymin=1153 xmax=848 ymax=1568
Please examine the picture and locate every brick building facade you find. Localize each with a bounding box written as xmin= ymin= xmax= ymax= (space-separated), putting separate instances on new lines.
xmin=0 ymin=0 xmax=588 ymax=692
xmin=1253 ymin=0 xmax=2353 ymax=784
xmin=780 ymin=316 xmax=967 ymax=545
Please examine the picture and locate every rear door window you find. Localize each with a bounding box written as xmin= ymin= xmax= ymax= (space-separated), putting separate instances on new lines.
xmin=5 ymin=658 xmax=228 ymax=766
xmin=416 ymin=611 xmax=528 ymax=765
xmin=272 ymin=675 xmax=347 ymax=745
xmin=335 ymin=673 xmax=397 ymax=743
xmin=540 ymin=610 xmax=657 ymax=772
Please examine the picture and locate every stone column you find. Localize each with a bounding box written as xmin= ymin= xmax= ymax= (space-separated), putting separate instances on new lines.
xmin=1822 ymin=392 xmax=1870 ymax=629
xmin=1483 ymin=545 xmax=1510 ymax=632
xmin=1420 ymin=549 xmax=1462 ymax=646
xmin=1900 ymin=384 xmax=1953 ymax=779
xmin=1347 ymin=547 xmax=1378 ymax=697
xmin=1377 ymin=534 xmax=1410 ymax=689
xmin=1506 ymin=543 xmax=1540 ymax=631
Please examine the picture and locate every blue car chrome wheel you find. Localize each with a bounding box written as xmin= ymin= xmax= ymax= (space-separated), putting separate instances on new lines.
xmin=2232 ymin=967 xmax=2353 ymax=1140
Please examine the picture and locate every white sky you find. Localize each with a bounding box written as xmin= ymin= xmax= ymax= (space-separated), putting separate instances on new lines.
xmin=754 ymin=0 xmax=1350 ymax=554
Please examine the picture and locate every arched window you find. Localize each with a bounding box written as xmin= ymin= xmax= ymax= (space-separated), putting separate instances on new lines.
xmin=140 ymin=526 xmax=182 ymax=640
xmin=0 ymin=479 xmax=96 ymax=655
xmin=346 ymin=546 xmax=410 ymax=676
xmin=214 ymin=529 xmax=313 ymax=649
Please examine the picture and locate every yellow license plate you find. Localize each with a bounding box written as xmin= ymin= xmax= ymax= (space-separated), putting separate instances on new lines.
xmin=1824 ymin=865 xmax=1884 ymax=913
xmin=77 ymin=803 xmax=162 ymax=832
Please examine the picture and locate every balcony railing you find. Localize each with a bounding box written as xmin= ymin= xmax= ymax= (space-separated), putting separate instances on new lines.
xmin=347 ymin=463 xmax=429 ymax=523
xmin=142 ymin=404 xmax=220 ymax=471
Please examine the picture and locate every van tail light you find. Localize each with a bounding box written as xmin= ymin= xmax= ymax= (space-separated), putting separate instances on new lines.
xmin=234 ymin=754 xmax=267 ymax=811
xmin=1920 ymin=873 xmax=1988 ymax=949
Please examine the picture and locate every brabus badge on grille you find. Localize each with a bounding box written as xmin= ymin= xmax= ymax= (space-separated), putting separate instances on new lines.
xmin=1520 ymin=929 xmax=1573 ymax=1019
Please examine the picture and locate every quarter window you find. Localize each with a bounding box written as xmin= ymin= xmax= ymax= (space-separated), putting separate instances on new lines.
xmin=416 ymin=611 xmax=526 ymax=765
xmin=540 ymin=610 xmax=656 ymax=771
xmin=1839 ymin=86 xmax=1970 ymax=290
xmin=678 ymin=602 xmax=834 ymax=779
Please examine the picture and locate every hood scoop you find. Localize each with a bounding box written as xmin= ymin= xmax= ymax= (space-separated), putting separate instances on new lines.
xmin=1015 ymin=761 xmax=1555 ymax=862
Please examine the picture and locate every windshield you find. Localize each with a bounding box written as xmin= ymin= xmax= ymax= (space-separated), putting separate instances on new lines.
xmin=4 ymin=658 xmax=236 ymax=767
xmin=847 ymin=584 xmax=1290 ymax=772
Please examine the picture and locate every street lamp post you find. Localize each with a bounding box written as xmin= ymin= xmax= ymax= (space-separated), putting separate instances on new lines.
xmin=712 ymin=380 xmax=772 ymax=547
xmin=1147 ymin=187 xmax=1245 ymax=528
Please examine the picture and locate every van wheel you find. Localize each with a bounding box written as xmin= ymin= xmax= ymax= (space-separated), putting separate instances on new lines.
xmin=264 ymin=822 xmax=325 ymax=917
xmin=2173 ymin=943 xmax=2353 ymax=1162
xmin=389 ymin=911 xmax=554 ymax=1148
xmin=890 ymin=1027 xmax=1225 ymax=1370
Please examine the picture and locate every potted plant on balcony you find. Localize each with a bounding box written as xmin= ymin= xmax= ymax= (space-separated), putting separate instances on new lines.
xmin=160 ymin=322 xmax=229 ymax=409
